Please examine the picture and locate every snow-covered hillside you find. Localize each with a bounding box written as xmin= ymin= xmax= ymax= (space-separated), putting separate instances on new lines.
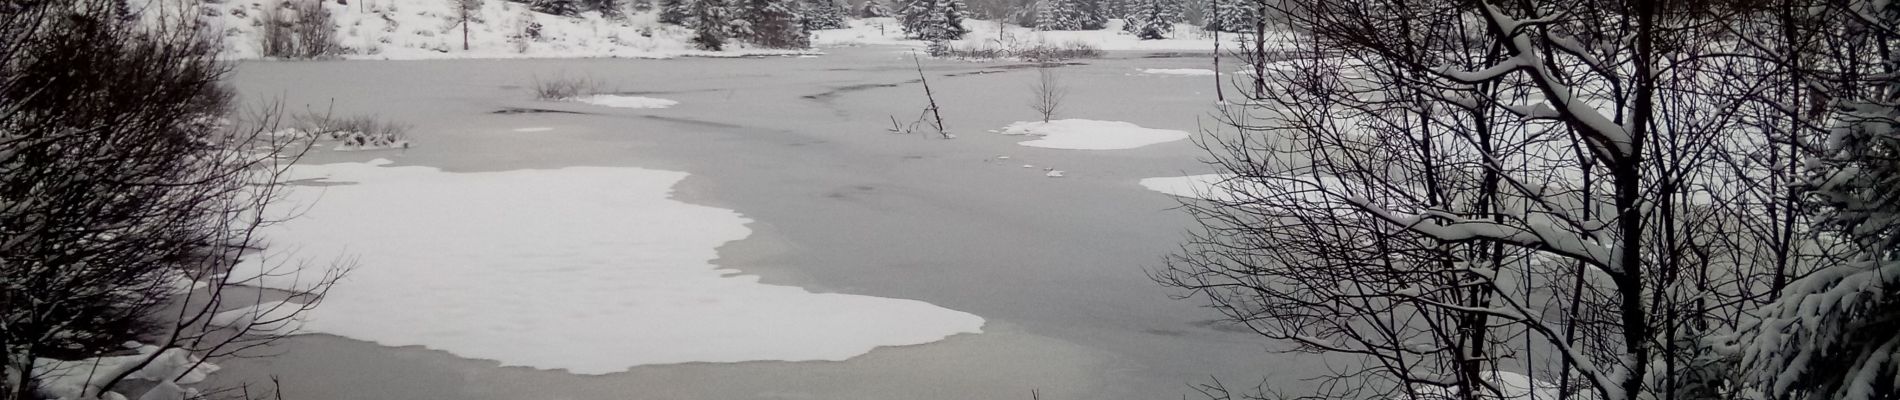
xmin=132 ymin=0 xmax=1293 ymax=60
xmin=189 ymin=0 xmax=810 ymax=59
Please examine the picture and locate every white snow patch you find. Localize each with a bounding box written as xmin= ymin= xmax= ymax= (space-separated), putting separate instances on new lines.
xmin=1139 ymin=173 xmax=1357 ymax=205
xmin=999 ymin=119 xmax=1189 ymax=150
xmin=571 ymin=95 xmax=679 ymax=109
xmin=228 ymin=161 xmax=984 ymax=374
xmin=1141 ymin=68 xmax=1217 ymax=76
xmin=1046 ymin=170 xmax=1066 ymax=177
xmin=513 ymin=127 xmax=556 ymax=132
xmin=35 ymin=343 xmax=218 ymax=400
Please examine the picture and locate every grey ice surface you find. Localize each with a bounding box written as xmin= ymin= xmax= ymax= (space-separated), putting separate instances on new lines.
xmin=214 ymin=47 xmax=1331 ymax=400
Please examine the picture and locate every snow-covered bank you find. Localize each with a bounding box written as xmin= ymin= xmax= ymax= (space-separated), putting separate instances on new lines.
xmin=228 ymin=160 xmax=985 ymax=374
xmin=187 ymin=0 xmax=810 ymax=60
xmin=999 ymin=119 xmax=1190 ymax=150
xmin=814 ymin=17 xmax=1298 ymax=52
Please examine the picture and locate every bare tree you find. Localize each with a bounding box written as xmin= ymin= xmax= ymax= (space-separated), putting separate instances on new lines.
xmin=1 ymin=3 xmax=345 ymax=400
xmin=1029 ymin=63 xmax=1067 ymax=122
xmin=1154 ymin=0 xmax=1883 ymax=399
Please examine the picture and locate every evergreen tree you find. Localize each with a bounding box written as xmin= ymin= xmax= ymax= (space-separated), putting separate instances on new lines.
xmin=659 ymin=0 xmax=691 ymax=24
xmin=527 ymin=0 xmax=583 ymax=15
xmin=801 ymin=0 xmax=848 ymax=30
xmin=741 ymin=0 xmax=810 ymax=48
xmin=933 ymin=0 xmax=969 ymax=40
xmin=860 ymin=0 xmax=890 ymax=17
xmin=899 ymin=0 xmax=930 ymax=35
xmin=1076 ymin=0 xmax=1106 ymax=29
xmin=584 ymin=0 xmax=623 ymax=17
xmin=691 ymin=0 xmax=731 ymax=50
xmin=1199 ymin=0 xmax=1255 ymax=32
xmin=901 ymin=0 xmax=964 ymax=40
xmin=1035 ymin=0 xmax=1099 ymax=30
xmin=1123 ymin=0 xmax=1176 ymax=39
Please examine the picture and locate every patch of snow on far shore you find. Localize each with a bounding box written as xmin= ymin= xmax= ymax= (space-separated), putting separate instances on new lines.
xmin=1141 ymin=68 xmax=1216 ymax=76
xmin=572 ymin=95 xmax=679 ymax=109
xmin=227 ymin=161 xmax=984 ymax=374
xmin=513 ymin=127 xmax=555 ymax=132
xmin=1000 ymin=119 xmax=1190 ymax=150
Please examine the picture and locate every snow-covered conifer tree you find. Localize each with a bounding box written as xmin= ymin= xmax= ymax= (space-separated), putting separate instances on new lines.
xmin=740 ymin=0 xmax=810 ymax=48
xmin=901 ymin=0 xmax=965 ymax=40
xmin=528 ymin=0 xmax=583 ymax=15
xmin=859 ymin=0 xmax=890 ymax=17
xmin=690 ymin=0 xmax=731 ymax=49
xmin=1124 ymin=0 xmax=1176 ymax=39
xmin=659 ymin=0 xmax=691 ymax=24
xmin=1199 ymin=0 xmax=1253 ymax=32
xmin=801 ymin=0 xmax=848 ymax=30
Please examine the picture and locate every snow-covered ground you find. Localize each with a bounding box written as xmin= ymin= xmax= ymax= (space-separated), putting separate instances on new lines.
xmin=998 ymin=119 xmax=1191 ymax=150
xmin=229 ymin=159 xmax=984 ymax=374
xmin=813 ymin=17 xmax=1297 ymax=52
xmin=176 ymin=0 xmax=809 ymax=60
xmin=139 ymin=0 xmax=1296 ymax=60
xmin=34 ymin=343 xmax=220 ymax=400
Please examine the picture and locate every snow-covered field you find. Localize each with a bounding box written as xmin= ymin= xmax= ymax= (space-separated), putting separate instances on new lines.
xmin=231 ymin=159 xmax=984 ymax=373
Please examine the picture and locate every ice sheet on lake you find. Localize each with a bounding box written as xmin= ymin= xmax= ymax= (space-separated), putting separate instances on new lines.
xmin=999 ymin=119 xmax=1190 ymax=150
xmin=229 ymin=161 xmax=985 ymax=374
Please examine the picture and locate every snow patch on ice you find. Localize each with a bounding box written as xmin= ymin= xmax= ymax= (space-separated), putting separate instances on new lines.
xmin=1141 ymin=68 xmax=1217 ymax=76
xmin=1139 ymin=173 xmax=1356 ymax=205
xmin=571 ymin=95 xmax=679 ymax=109
xmin=999 ymin=119 xmax=1190 ymax=150
xmin=513 ymin=127 xmax=556 ymax=132
xmin=228 ymin=161 xmax=984 ymax=374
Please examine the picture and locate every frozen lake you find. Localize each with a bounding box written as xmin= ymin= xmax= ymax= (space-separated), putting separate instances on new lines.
xmin=214 ymin=46 xmax=1326 ymax=400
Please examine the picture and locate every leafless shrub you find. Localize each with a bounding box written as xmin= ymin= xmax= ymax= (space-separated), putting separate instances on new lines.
xmin=259 ymin=0 xmax=339 ymax=58
xmin=3 ymin=2 xmax=346 ymax=398
xmin=531 ymin=74 xmax=605 ymax=100
xmin=1028 ymin=64 xmax=1065 ymax=122
xmin=296 ymin=111 xmax=412 ymax=149
xmin=937 ymin=39 xmax=1102 ymax=61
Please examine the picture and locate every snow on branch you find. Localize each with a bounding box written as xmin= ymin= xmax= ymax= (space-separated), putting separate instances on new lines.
xmin=1344 ymin=196 xmax=1619 ymax=274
